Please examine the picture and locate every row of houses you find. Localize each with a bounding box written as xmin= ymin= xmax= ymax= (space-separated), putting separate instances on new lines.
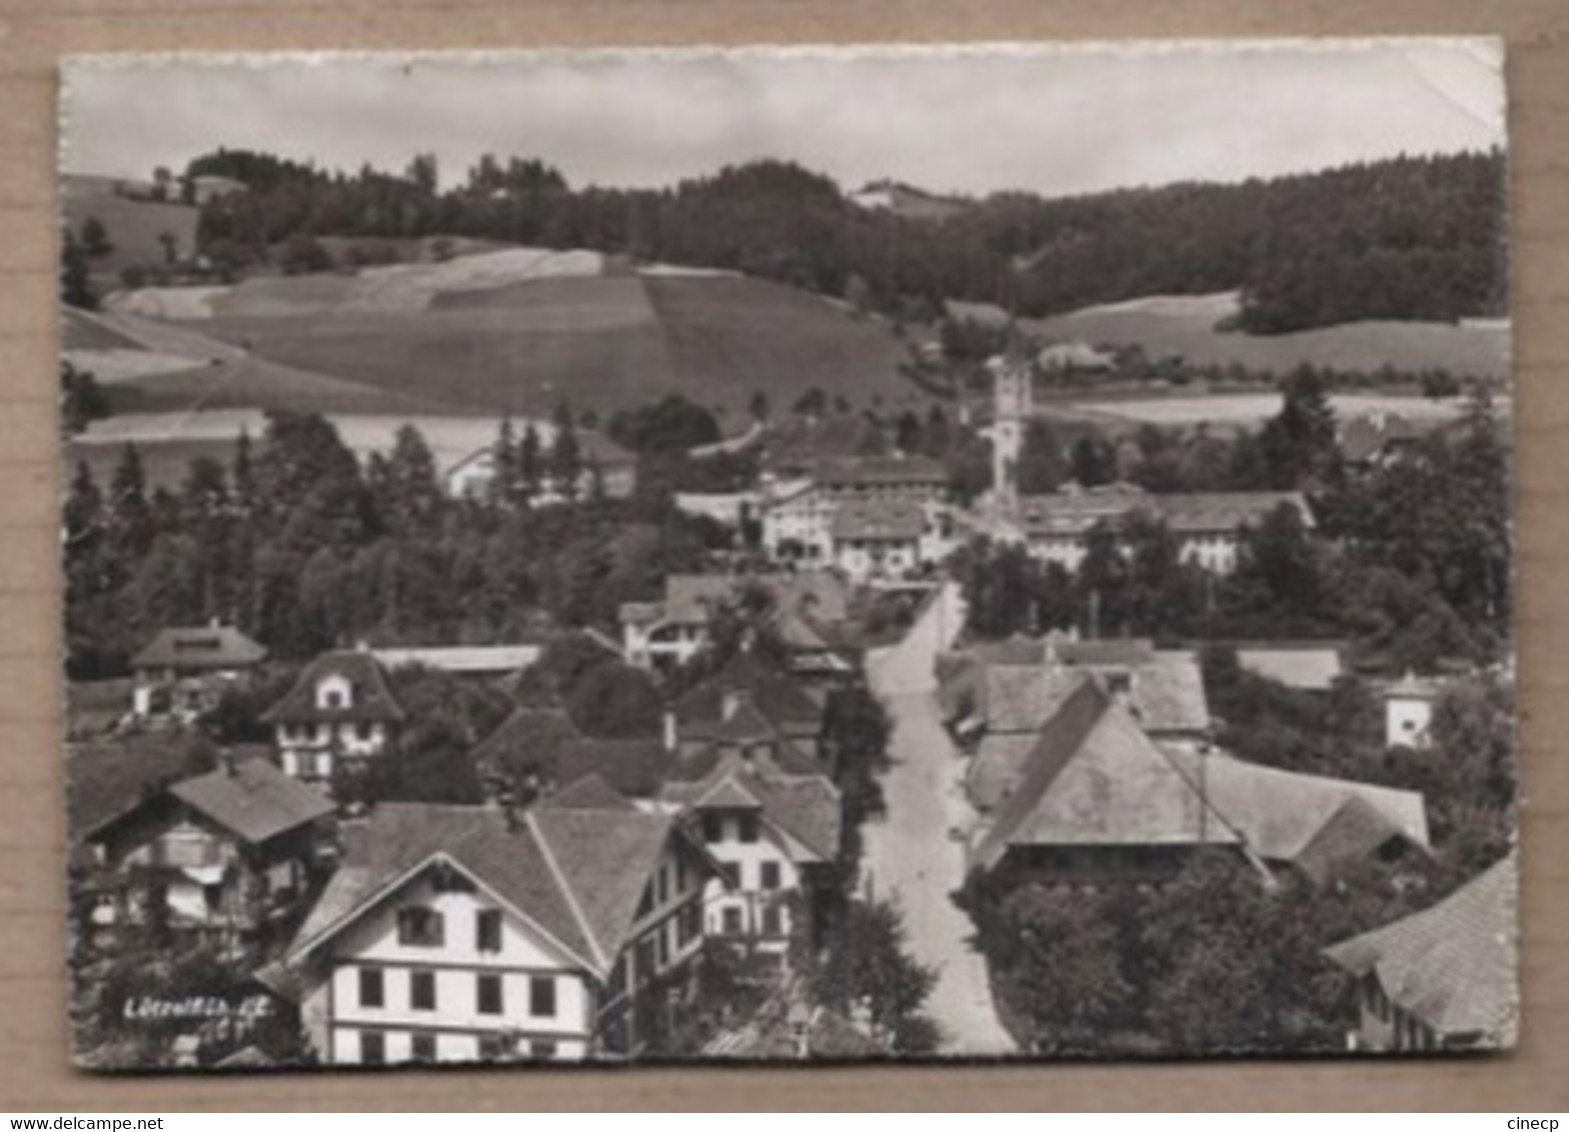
xmin=81 ymin=634 xmax=849 ymax=1065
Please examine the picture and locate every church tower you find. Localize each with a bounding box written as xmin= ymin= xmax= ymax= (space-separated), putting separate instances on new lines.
xmin=991 ymin=354 xmax=1031 ymax=509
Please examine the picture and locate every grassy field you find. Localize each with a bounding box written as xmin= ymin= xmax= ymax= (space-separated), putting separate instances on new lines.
xmin=61 ymin=178 xmax=200 ymax=281
xmin=177 ymin=272 xmax=923 ymax=421
xmin=955 ymin=291 xmax=1509 ymax=381
xmin=1057 ymin=391 xmax=1488 ymax=430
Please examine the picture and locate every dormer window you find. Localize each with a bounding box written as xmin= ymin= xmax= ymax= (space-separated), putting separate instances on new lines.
xmin=325 ymin=689 xmax=344 ymax=709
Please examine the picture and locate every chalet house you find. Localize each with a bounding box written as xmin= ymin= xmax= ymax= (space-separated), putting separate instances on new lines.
xmin=1010 ymin=486 xmax=1314 ymax=574
xmin=262 ymin=650 xmax=405 ymax=786
xmin=657 ymin=704 xmax=842 ymax=952
xmin=1323 ymin=852 xmax=1517 ymax=1051
xmin=272 ymin=785 xmax=726 ymax=1064
xmin=829 ymin=498 xmax=950 ymax=584
xmin=1338 ymin=413 xmax=1430 ymax=470
xmin=84 ymin=753 xmax=334 ymax=937
xmin=619 ymin=571 xmax=854 ymax=678
xmin=761 ymin=453 xmax=948 ymax=565
xmin=442 ymin=430 xmax=636 ymax=504
xmin=968 ymin=676 xmax=1429 ymax=887
xmin=667 ymin=652 xmax=827 ymax=763
xmin=130 ymin=622 xmax=267 ymax=723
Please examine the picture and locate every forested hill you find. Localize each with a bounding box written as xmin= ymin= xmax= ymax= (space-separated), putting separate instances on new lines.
xmin=180 ymin=147 xmax=1506 ymax=333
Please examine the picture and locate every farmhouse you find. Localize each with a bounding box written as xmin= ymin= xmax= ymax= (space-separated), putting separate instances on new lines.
xmin=129 ymin=622 xmax=267 ymax=723
xmin=1323 ymin=852 xmax=1516 ymax=1051
xmin=84 ymin=752 xmax=333 ymax=938
xmin=1011 ymin=485 xmax=1314 ymax=574
xmin=274 ymin=786 xmax=725 ymax=1063
xmin=659 ymin=719 xmax=842 ymax=952
xmin=262 ymin=650 xmax=405 ymax=786
xmin=968 ymin=676 xmax=1429 ymax=887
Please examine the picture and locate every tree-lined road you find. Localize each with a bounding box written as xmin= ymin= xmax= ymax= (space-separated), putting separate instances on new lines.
xmin=863 ymin=582 xmax=1016 ymax=1056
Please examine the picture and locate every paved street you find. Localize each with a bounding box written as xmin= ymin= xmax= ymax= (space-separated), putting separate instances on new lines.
xmin=863 ymin=582 xmax=1017 ymax=1056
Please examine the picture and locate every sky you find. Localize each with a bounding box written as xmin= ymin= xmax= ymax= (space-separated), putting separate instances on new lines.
xmin=61 ymin=40 xmax=1506 ymax=199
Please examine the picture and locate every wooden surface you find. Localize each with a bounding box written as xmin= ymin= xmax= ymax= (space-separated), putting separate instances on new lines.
xmin=4 ymin=0 xmax=1568 ymax=1112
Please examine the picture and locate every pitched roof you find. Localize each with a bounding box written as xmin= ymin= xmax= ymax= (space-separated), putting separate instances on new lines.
xmin=830 ymin=498 xmax=927 ymax=541
xmin=290 ymin=796 xmax=691 ymax=978
xmin=259 ymin=651 xmax=405 ymax=726
xmin=972 ymin=678 xmax=1428 ymax=875
xmin=1324 ymin=853 xmax=1517 ymax=1043
xmin=290 ymin=804 xmax=597 ymax=972
xmin=662 ymin=750 xmax=842 ymax=862
xmin=673 ymin=651 xmax=824 ymax=734
xmin=168 ymin=757 xmax=335 ymax=845
xmin=1232 ymin=645 xmax=1346 ymax=691
xmin=131 ymin=624 xmax=267 ymax=671
xmin=469 ymin=705 xmax=674 ymax=799
xmin=537 ymin=773 xmax=637 ymax=812
xmin=371 ymin=645 xmax=541 ymax=676
xmin=1016 ymin=490 xmax=1313 ymax=537
xmin=980 ymin=652 xmax=1209 ymax=735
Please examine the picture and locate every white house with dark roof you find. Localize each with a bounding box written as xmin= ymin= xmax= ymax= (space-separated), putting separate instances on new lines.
xmin=760 ymin=453 xmax=948 ymax=566
xmin=1009 ymin=485 xmax=1314 ymax=574
xmin=261 ymin=649 xmax=406 ymax=785
xmin=272 ymin=784 xmax=727 ymax=1065
xmin=657 ymin=708 xmax=842 ymax=952
xmin=130 ymin=621 xmax=267 ymax=722
xmin=1324 ymin=852 xmax=1517 ymax=1051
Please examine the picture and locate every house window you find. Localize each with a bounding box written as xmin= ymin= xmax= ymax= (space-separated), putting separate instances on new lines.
xmin=397 ymin=907 xmax=444 ymax=948
xmin=410 ymin=1032 xmax=436 ymax=1062
xmin=477 ymin=973 xmax=503 ymax=1016
xmin=410 ymin=970 xmax=436 ymax=1011
xmin=761 ymin=905 xmax=784 ymax=937
xmin=530 ymin=1040 xmax=558 ymax=1060
xmin=476 ymin=908 xmax=503 ymax=953
xmin=357 ymin=721 xmax=374 ymax=742
xmin=358 ymin=967 xmax=384 ymax=1008
xmin=677 ymin=901 xmax=701 ymax=946
xmin=656 ymin=866 xmax=669 ymax=906
xmin=529 ymin=976 xmax=556 ymax=1018
xmin=325 ymin=689 xmax=344 ymax=709
xmin=702 ymin=813 xmax=724 ymax=843
xmin=721 ymin=862 xmax=742 ymax=890
xmin=478 ymin=1034 xmax=509 ymax=1062
xmin=359 ymin=1031 xmax=385 ymax=1065
xmin=722 ymin=907 xmax=744 ymax=935
xmin=760 ymin=861 xmax=781 ymax=891
xmin=738 ymin=814 xmax=760 ymax=843
xmin=656 ymin=929 xmax=669 ymax=968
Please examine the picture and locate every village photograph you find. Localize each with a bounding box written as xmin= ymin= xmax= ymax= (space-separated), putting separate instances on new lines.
xmin=58 ymin=41 xmax=1515 ymax=1070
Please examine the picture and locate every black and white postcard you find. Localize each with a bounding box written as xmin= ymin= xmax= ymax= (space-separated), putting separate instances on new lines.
xmin=59 ymin=41 xmax=1515 ymax=1070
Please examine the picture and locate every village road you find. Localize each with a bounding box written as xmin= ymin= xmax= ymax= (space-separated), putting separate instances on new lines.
xmin=863 ymin=582 xmax=1017 ymax=1056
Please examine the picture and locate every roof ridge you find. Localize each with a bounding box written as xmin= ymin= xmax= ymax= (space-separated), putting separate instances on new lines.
xmin=524 ymin=808 xmax=612 ymax=975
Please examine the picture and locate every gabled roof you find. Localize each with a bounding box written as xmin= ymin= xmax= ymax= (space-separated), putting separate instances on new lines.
xmin=371 ymin=645 xmax=541 ymax=676
xmin=290 ymin=796 xmax=694 ymax=979
xmin=980 ymin=652 xmax=1209 ymax=736
xmin=1324 ymin=852 xmax=1517 ymax=1043
xmin=469 ymin=705 xmax=673 ymax=798
xmin=674 ymin=651 xmax=824 ymax=735
xmin=131 ymin=624 xmax=268 ymax=671
xmin=830 ymin=498 xmax=927 ymax=542
xmin=972 ymin=677 xmax=1429 ymax=876
xmin=168 ymin=757 xmax=335 ymax=845
xmin=260 ymin=651 xmax=405 ymax=726
xmin=662 ymin=750 xmax=842 ymax=862
xmin=537 ymin=773 xmax=636 ymax=812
